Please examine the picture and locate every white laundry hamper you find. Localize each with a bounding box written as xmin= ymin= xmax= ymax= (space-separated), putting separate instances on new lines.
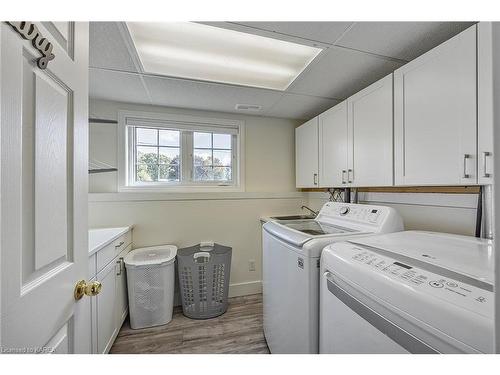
xmin=124 ymin=245 xmax=177 ymax=329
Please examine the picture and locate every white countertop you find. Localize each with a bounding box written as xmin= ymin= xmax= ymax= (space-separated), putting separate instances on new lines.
xmin=88 ymin=226 xmax=133 ymax=256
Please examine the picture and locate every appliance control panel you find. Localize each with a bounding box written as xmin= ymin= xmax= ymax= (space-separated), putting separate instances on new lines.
xmin=349 ymin=247 xmax=493 ymax=316
xmin=319 ymin=202 xmax=385 ymax=225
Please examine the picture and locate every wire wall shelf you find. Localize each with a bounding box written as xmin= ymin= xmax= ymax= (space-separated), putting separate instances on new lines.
xmin=89 ymin=159 xmax=117 ymax=174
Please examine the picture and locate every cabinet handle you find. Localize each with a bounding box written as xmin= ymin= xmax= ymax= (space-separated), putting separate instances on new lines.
xmin=313 ymin=173 xmax=318 ymax=186
xmin=115 ymin=241 xmax=124 ymax=249
xmin=462 ymin=154 xmax=470 ymax=179
xmin=347 ymin=169 xmax=353 ymax=183
xmin=116 ymin=257 xmax=124 ymax=276
xmin=341 ymin=170 xmax=347 ymax=184
xmin=482 ymin=151 xmax=492 ymax=178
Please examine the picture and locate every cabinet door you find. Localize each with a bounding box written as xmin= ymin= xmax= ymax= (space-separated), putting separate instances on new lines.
xmin=89 ymin=277 xmax=98 ymax=353
xmin=348 ymin=74 xmax=393 ymax=187
xmin=96 ymin=259 xmax=118 ymax=354
xmin=295 ymin=117 xmax=319 ymax=188
xmin=319 ymin=101 xmax=348 ymax=187
xmin=394 ymin=25 xmax=477 ymax=185
xmin=115 ymin=245 xmax=131 ymax=327
xmin=478 ymin=22 xmax=494 ymax=184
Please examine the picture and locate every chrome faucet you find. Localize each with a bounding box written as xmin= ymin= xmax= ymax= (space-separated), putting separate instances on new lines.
xmin=301 ymin=205 xmax=318 ymax=217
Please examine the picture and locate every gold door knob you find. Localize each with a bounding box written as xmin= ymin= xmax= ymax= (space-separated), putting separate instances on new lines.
xmin=74 ymin=280 xmax=102 ymax=300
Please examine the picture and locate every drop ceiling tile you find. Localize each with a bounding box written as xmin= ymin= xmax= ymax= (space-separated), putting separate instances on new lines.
xmin=264 ymin=93 xmax=340 ymax=120
xmin=288 ymin=47 xmax=403 ymax=99
xmin=198 ymin=22 xmax=331 ymax=49
xmin=236 ymin=22 xmax=353 ymax=44
xmin=143 ymin=75 xmax=283 ymax=115
xmin=90 ymin=22 xmax=139 ymax=71
xmin=337 ymin=22 xmax=475 ymax=61
xmin=89 ymin=68 xmax=151 ymax=104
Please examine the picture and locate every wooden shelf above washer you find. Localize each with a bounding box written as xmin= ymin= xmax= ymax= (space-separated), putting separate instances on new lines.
xmin=300 ymin=186 xmax=481 ymax=194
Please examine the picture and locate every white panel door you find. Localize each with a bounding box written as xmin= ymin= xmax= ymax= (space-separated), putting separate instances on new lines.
xmin=0 ymin=22 xmax=90 ymax=353
xmin=295 ymin=117 xmax=319 ymax=188
xmin=477 ymin=22 xmax=494 ymax=185
xmin=319 ymin=101 xmax=348 ymax=187
xmin=348 ymin=74 xmax=393 ymax=187
xmin=394 ymin=25 xmax=477 ymax=185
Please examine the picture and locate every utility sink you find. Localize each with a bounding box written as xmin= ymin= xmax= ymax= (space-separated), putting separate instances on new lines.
xmin=270 ymin=215 xmax=316 ymax=220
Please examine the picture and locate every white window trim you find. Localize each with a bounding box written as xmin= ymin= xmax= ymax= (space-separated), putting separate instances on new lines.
xmin=117 ymin=110 xmax=245 ymax=193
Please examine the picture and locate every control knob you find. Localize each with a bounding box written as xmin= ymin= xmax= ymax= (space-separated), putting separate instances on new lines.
xmin=339 ymin=206 xmax=350 ymax=216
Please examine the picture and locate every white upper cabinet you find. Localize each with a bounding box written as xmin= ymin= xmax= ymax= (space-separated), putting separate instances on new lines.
xmin=394 ymin=25 xmax=477 ymax=185
xmin=319 ymin=101 xmax=348 ymax=187
xmin=296 ymin=24 xmax=484 ymax=189
xmin=477 ymin=22 xmax=494 ymax=185
xmin=347 ymin=74 xmax=394 ymax=187
xmin=317 ymin=74 xmax=393 ymax=188
xmin=296 ymin=117 xmax=319 ymax=188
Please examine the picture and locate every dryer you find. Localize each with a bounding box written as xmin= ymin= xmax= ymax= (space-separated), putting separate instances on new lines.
xmin=262 ymin=202 xmax=403 ymax=353
xmin=320 ymin=231 xmax=494 ymax=354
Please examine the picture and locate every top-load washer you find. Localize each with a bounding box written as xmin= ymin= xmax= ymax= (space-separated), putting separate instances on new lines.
xmin=261 ymin=202 xmax=403 ymax=353
xmin=320 ymin=231 xmax=494 ymax=354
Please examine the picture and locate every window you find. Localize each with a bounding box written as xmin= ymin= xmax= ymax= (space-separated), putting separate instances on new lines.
xmin=135 ymin=128 xmax=180 ymax=182
xmin=193 ymin=132 xmax=232 ymax=181
xmin=118 ymin=111 xmax=244 ymax=192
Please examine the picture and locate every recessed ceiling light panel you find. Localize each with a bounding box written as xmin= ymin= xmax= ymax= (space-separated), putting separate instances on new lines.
xmin=126 ymin=22 xmax=322 ymax=91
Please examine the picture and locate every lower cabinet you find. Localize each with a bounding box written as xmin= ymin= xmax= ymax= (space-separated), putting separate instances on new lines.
xmin=115 ymin=252 xmax=128 ymax=328
xmin=91 ymin=244 xmax=131 ymax=353
xmin=96 ymin=258 xmax=118 ymax=353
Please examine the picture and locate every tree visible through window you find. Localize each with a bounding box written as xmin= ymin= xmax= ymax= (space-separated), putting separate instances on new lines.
xmin=121 ymin=112 xmax=242 ymax=191
xmin=135 ymin=127 xmax=180 ymax=182
xmin=193 ymin=132 xmax=232 ymax=181
xmin=131 ymin=127 xmax=234 ymax=185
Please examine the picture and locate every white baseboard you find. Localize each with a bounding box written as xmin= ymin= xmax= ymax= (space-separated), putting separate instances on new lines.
xmin=228 ymin=280 xmax=262 ymax=297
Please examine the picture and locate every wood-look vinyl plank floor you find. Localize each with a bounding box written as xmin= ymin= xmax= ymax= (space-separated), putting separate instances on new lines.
xmin=110 ymin=293 xmax=270 ymax=354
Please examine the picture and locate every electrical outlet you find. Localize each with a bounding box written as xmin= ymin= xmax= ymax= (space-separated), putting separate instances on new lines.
xmin=249 ymin=260 xmax=256 ymax=272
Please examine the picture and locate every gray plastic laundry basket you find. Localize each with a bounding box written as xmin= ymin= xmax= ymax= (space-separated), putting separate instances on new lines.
xmin=177 ymin=242 xmax=232 ymax=319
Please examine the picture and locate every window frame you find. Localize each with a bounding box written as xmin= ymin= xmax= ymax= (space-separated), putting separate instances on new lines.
xmin=117 ymin=110 xmax=245 ymax=192
xmin=133 ymin=127 xmax=182 ymax=184
xmin=192 ymin=132 xmax=235 ymax=183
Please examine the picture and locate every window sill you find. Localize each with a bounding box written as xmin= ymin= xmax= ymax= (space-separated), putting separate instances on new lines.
xmin=89 ymin=191 xmax=305 ymax=202
xmin=117 ymin=184 xmax=245 ymax=193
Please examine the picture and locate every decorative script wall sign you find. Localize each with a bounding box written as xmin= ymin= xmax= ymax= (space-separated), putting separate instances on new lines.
xmin=6 ymin=22 xmax=55 ymax=69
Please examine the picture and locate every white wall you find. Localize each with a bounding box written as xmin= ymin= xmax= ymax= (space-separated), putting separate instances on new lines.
xmin=88 ymin=99 xmax=305 ymax=296
xmin=89 ymin=99 xmax=299 ymax=193
xmin=88 ymin=99 xmax=485 ymax=298
xmin=307 ymin=191 xmax=479 ymax=236
xmin=89 ymin=194 xmax=305 ymax=296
